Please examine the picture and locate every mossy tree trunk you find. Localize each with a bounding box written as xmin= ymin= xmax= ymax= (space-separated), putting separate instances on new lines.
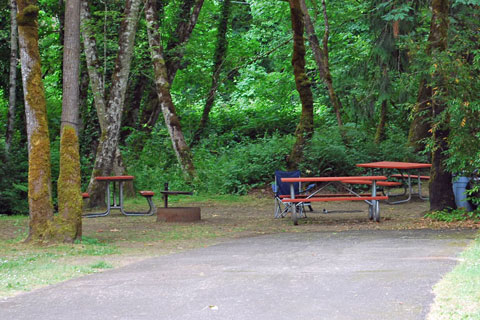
xmin=299 ymin=0 xmax=343 ymax=131
xmin=408 ymin=0 xmax=450 ymax=152
xmin=6 ymin=0 xmax=18 ymax=155
xmin=145 ymin=0 xmax=196 ymax=180
xmin=408 ymin=79 xmax=433 ymax=152
xmin=17 ymin=1 xmax=54 ymax=242
xmin=427 ymin=0 xmax=456 ymax=211
xmin=192 ymin=0 xmax=231 ymax=145
xmin=56 ymin=0 xmax=82 ymax=243
xmin=83 ymin=0 xmax=141 ymax=207
xmin=287 ymin=0 xmax=315 ymax=170
xmin=139 ymin=0 xmax=204 ymax=133
xmin=374 ymin=99 xmax=387 ymax=144
xmin=375 ymin=64 xmax=389 ymax=144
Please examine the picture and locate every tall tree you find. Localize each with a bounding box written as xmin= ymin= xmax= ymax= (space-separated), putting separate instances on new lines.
xmin=82 ymin=0 xmax=142 ymax=206
xmin=17 ymin=1 xmax=54 ymax=241
xmin=165 ymin=0 xmax=205 ymax=84
xmin=6 ymin=0 xmax=18 ymax=155
xmin=427 ymin=0 xmax=456 ymax=211
xmin=299 ymin=0 xmax=343 ymax=129
xmin=192 ymin=0 xmax=232 ymax=144
xmin=144 ymin=0 xmax=196 ymax=180
xmin=287 ymin=0 xmax=315 ymax=170
xmin=56 ymin=0 xmax=82 ymax=242
xmin=139 ymin=0 xmax=205 ymax=131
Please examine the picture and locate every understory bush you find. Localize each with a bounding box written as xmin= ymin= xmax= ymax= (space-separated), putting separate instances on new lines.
xmin=124 ymin=123 xmax=423 ymax=196
xmin=425 ymin=208 xmax=480 ymax=222
xmin=0 ymin=140 xmax=28 ymax=215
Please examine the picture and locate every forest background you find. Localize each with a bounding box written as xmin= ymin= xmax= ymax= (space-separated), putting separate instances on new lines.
xmin=0 ymin=0 xmax=479 ymax=219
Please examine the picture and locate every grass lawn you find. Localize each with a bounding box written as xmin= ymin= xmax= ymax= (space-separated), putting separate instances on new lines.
xmin=428 ymin=235 xmax=480 ymax=319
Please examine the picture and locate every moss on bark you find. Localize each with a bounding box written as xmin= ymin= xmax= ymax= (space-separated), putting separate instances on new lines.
xmin=287 ymin=0 xmax=315 ymax=170
xmin=18 ymin=0 xmax=55 ymax=242
xmin=56 ymin=125 xmax=82 ymax=243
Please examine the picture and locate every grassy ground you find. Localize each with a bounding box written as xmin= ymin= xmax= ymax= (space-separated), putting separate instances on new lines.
xmin=1 ymin=191 xmax=479 ymax=317
xmin=428 ymin=236 xmax=480 ymax=320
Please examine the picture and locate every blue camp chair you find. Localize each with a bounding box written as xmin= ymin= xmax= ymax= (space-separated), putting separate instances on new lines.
xmin=272 ymin=170 xmax=315 ymax=219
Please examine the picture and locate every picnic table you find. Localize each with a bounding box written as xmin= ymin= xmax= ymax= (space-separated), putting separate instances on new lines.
xmin=356 ymin=161 xmax=431 ymax=204
xmin=280 ymin=176 xmax=388 ymax=225
xmin=83 ymin=176 xmax=155 ymax=218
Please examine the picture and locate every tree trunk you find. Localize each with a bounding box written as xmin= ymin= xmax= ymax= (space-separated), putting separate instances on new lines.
xmin=6 ymin=0 xmax=18 ymax=155
xmin=287 ymin=0 xmax=315 ymax=170
xmin=84 ymin=0 xmax=141 ymax=206
xmin=121 ymin=74 xmax=147 ymax=143
xmin=408 ymin=79 xmax=433 ymax=152
xmin=145 ymin=0 xmax=196 ymax=180
xmin=57 ymin=0 xmax=82 ymax=243
xmin=17 ymin=1 xmax=54 ymax=242
xmin=427 ymin=0 xmax=456 ymax=211
xmin=80 ymin=0 xmax=106 ymax=132
xmin=408 ymin=0 xmax=451 ymax=152
xmin=374 ymin=100 xmax=387 ymax=144
xmin=165 ymin=0 xmax=205 ymax=84
xmin=192 ymin=0 xmax=231 ymax=145
xmin=375 ymin=64 xmax=389 ymax=144
xmin=57 ymin=0 xmax=65 ymax=85
xmin=137 ymin=0 xmax=204 ymax=135
xmin=299 ymin=0 xmax=343 ymax=129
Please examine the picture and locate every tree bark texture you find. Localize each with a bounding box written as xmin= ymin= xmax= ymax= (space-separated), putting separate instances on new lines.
xmin=6 ymin=0 xmax=19 ymax=154
xmin=192 ymin=0 xmax=231 ymax=145
xmin=86 ymin=0 xmax=142 ymax=206
xmin=375 ymin=64 xmax=389 ymax=144
xmin=408 ymin=0 xmax=451 ymax=152
xmin=299 ymin=0 xmax=343 ymax=129
xmin=80 ymin=0 xmax=106 ymax=132
xmin=57 ymin=0 xmax=65 ymax=85
xmin=57 ymin=0 xmax=82 ymax=242
xmin=17 ymin=1 xmax=54 ymax=241
xmin=287 ymin=0 xmax=315 ymax=170
xmin=165 ymin=0 xmax=205 ymax=84
xmin=57 ymin=126 xmax=82 ymax=242
xmin=374 ymin=99 xmax=387 ymax=144
xmin=145 ymin=0 xmax=196 ymax=180
xmin=137 ymin=0 xmax=204 ymax=132
xmin=408 ymin=79 xmax=432 ymax=151
xmin=427 ymin=0 xmax=456 ymax=211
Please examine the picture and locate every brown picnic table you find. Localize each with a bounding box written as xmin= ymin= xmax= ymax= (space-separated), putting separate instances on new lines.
xmin=83 ymin=176 xmax=155 ymax=218
xmin=280 ymin=176 xmax=389 ymax=225
xmin=356 ymin=161 xmax=431 ymax=204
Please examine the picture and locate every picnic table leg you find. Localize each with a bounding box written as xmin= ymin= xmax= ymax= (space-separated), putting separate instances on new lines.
xmin=417 ymin=171 xmax=429 ymax=200
xmin=388 ymin=174 xmax=412 ymax=205
xmin=370 ymin=180 xmax=380 ymax=222
xmin=290 ymin=182 xmax=298 ymax=225
xmin=83 ymin=181 xmax=111 ymax=218
xmin=120 ymin=182 xmax=156 ymax=216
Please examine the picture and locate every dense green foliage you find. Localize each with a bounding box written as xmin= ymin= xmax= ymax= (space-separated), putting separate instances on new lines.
xmin=1 ymin=0 xmax=479 ymax=214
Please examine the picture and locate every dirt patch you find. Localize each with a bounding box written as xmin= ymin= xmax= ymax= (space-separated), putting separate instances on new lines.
xmin=3 ymin=196 xmax=479 ymax=268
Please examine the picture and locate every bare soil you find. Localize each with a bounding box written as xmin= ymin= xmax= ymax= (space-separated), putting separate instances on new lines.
xmin=2 ymin=192 xmax=479 ymax=268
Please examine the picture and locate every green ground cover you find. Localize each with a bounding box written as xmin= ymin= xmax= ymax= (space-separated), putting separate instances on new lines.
xmin=428 ymin=236 xmax=480 ymax=320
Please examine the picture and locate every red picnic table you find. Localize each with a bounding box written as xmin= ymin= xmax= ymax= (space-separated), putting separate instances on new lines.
xmin=83 ymin=176 xmax=155 ymax=218
xmin=280 ymin=176 xmax=388 ymax=225
xmin=356 ymin=161 xmax=432 ymax=204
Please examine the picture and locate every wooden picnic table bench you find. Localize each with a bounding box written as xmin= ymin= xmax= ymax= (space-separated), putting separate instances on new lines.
xmin=83 ymin=176 xmax=156 ymax=218
xmin=280 ymin=176 xmax=388 ymax=225
xmin=356 ymin=162 xmax=431 ymax=204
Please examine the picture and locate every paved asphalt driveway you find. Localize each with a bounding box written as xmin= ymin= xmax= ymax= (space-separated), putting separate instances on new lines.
xmin=0 ymin=229 xmax=476 ymax=320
